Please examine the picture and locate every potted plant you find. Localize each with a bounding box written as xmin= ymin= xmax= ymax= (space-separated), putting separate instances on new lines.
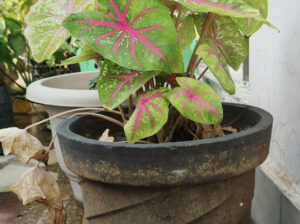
xmin=3 ymin=0 xmax=275 ymax=223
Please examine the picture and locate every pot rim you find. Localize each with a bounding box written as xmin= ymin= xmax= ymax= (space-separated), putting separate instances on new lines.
xmin=26 ymin=71 xmax=101 ymax=107
xmin=57 ymin=102 xmax=273 ymax=149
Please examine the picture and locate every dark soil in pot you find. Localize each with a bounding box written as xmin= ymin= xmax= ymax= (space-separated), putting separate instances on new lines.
xmin=57 ymin=103 xmax=273 ymax=224
xmin=0 ymin=85 xmax=15 ymax=155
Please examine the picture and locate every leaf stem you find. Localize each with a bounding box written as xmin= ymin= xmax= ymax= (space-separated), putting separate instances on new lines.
xmin=129 ymin=95 xmax=134 ymax=116
xmin=191 ymin=57 xmax=202 ymax=78
xmin=197 ymin=66 xmax=209 ymax=80
xmin=25 ymin=107 xmax=123 ymax=131
xmin=175 ymin=5 xmax=183 ymax=30
xmin=186 ymin=13 xmax=214 ymax=77
xmin=118 ymin=105 xmax=127 ymax=124
xmin=70 ymin=112 xmax=124 ymax=127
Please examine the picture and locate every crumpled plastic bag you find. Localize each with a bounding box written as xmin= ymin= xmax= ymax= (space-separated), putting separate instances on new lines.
xmin=0 ymin=127 xmax=48 ymax=164
xmin=11 ymin=166 xmax=66 ymax=224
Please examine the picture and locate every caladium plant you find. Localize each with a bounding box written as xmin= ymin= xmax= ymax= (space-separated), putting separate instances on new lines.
xmin=24 ymin=0 xmax=274 ymax=143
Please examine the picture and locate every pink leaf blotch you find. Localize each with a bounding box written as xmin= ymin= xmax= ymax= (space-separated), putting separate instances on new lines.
xmin=74 ymin=0 xmax=167 ymax=65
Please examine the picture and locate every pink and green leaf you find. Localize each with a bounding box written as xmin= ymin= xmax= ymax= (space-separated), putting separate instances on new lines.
xmin=167 ymin=77 xmax=223 ymax=124
xmin=177 ymin=15 xmax=196 ymax=51
xmin=196 ymin=42 xmax=235 ymax=94
xmin=172 ymin=0 xmax=260 ymax=18
xmin=61 ymin=44 xmax=101 ymax=65
xmin=62 ymin=0 xmax=177 ymax=72
xmin=25 ymin=0 xmax=93 ymax=62
xmin=194 ymin=15 xmax=248 ymax=71
xmin=124 ymin=88 xmax=170 ymax=143
xmin=97 ymin=60 xmax=158 ymax=109
xmin=231 ymin=0 xmax=267 ymax=36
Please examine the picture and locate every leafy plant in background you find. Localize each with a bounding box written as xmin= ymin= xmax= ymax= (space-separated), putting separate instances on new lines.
xmin=0 ymin=0 xmax=275 ymax=223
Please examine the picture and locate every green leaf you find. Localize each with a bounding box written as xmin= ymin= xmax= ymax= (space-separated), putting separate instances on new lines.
xmin=196 ymin=42 xmax=235 ymax=94
xmin=167 ymin=77 xmax=223 ymax=124
xmin=171 ymin=45 xmax=185 ymax=73
xmin=172 ymin=0 xmax=260 ymax=18
xmin=195 ymin=15 xmax=248 ymax=71
xmin=177 ymin=15 xmax=196 ymax=51
xmin=25 ymin=0 xmax=93 ymax=62
xmin=62 ymin=0 xmax=177 ymax=72
xmin=97 ymin=60 xmax=158 ymax=109
xmin=232 ymin=0 xmax=268 ymax=36
xmin=4 ymin=18 xmax=22 ymax=34
xmin=61 ymin=44 xmax=100 ymax=65
xmin=0 ymin=40 xmax=13 ymax=64
xmin=8 ymin=33 xmax=26 ymax=56
xmin=124 ymin=88 xmax=169 ymax=143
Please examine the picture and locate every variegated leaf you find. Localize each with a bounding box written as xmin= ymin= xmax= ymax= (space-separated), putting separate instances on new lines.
xmin=97 ymin=60 xmax=157 ymax=109
xmin=124 ymin=88 xmax=169 ymax=143
xmin=172 ymin=0 xmax=260 ymax=18
xmin=195 ymin=15 xmax=248 ymax=71
xmin=25 ymin=0 xmax=93 ymax=62
xmin=63 ymin=0 xmax=177 ymax=72
xmin=197 ymin=42 xmax=235 ymax=94
xmin=167 ymin=77 xmax=223 ymax=124
xmin=232 ymin=0 xmax=268 ymax=36
xmin=171 ymin=45 xmax=185 ymax=73
xmin=177 ymin=15 xmax=196 ymax=51
xmin=61 ymin=44 xmax=101 ymax=65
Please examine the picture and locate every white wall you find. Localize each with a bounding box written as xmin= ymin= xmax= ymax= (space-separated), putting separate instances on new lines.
xmin=250 ymin=0 xmax=300 ymax=188
xmin=250 ymin=0 xmax=300 ymax=219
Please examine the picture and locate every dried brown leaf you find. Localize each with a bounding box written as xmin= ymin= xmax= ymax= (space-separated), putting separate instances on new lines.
xmin=0 ymin=127 xmax=48 ymax=164
xmin=99 ymin=129 xmax=114 ymax=142
xmin=11 ymin=166 xmax=66 ymax=224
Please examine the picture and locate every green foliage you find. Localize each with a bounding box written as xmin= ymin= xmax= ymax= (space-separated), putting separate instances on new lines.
xmin=23 ymin=0 xmax=274 ymax=143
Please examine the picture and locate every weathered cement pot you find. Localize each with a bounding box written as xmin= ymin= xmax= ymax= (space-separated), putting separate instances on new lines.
xmin=57 ymin=103 xmax=273 ymax=224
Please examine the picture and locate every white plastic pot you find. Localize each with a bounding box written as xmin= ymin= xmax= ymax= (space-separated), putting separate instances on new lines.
xmin=26 ymin=71 xmax=100 ymax=202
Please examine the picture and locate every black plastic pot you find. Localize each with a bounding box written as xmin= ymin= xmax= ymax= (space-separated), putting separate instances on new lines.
xmin=57 ymin=103 xmax=273 ymax=224
xmin=0 ymin=85 xmax=15 ymax=155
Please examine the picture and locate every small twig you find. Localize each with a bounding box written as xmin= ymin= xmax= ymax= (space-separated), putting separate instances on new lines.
xmin=118 ymin=105 xmax=127 ymax=124
xmin=144 ymin=81 xmax=150 ymax=91
xmin=187 ymin=129 xmax=199 ymax=140
xmin=70 ymin=112 xmax=124 ymax=127
xmin=186 ymin=13 xmax=214 ymax=76
xmin=195 ymin=123 xmax=202 ymax=140
xmin=165 ymin=115 xmax=182 ymax=142
xmin=25 ymin=107 xmax=123 ymax=131
xmin=129 ymin=95 xmax=134 ymax=116
xmin=197 ymin=67 xmax=209 ymax=80
xmin=37 ymin=133 xmax=57 ymax=167
xmin=150 ymin=78 xmax=155 ymax=89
